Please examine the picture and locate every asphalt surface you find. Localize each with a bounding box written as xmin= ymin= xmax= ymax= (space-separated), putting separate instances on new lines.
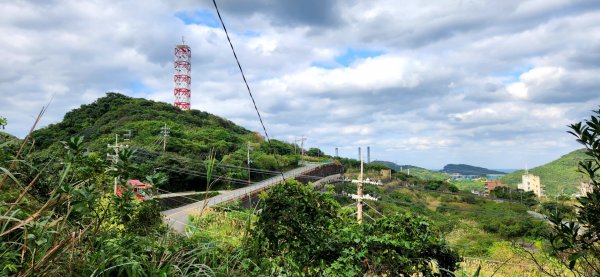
xmin=161 ymin=162 xmax=326 ymax=233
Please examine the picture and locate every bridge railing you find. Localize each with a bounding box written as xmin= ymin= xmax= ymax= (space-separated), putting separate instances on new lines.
xmin=208 ymin=163 xmax=325 ymax=206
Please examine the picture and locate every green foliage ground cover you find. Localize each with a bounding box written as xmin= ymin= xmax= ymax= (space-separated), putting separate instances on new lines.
xmin=5 ymin=92 xmax=593 ymax=275
xmin=241 ymin=180 xmax=460 ymax=275
xmin=500 ymin=149 xmax=588 ymax=195
xmin=366 ymin=183 xmax=559 ymax=275
xmin=450 ymin=179 xmax=485 ymax=192
xmin=0 ymin=131 xmax=564 ymax=276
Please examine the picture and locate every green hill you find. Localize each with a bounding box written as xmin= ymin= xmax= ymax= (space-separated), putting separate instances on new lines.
xmin=371 ymin=160 xmax=449 ymax=181
xmin=441 ymin=164 xmax=505 ymax=176
xmin=500 ymin=149 xmax=589 ymax=196
xmin=30 ymin=93 xmax=301 ymax=191
xmin=0 ymin=131 xmax=21 ymax=166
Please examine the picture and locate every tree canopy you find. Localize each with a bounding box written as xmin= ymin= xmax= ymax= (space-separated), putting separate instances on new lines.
xmin=547 ymin=107 xmax=600 ymax=275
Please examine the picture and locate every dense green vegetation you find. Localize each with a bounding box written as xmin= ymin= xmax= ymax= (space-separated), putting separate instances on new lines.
xmin=544 ymin=108 xmax=600 ymax=276
xmin=3 ymin=93 xmax=598 ymax=276
xmin=1 ymin=132 xmax=463 ymax=275
xmin=450 ymin=179 xmax=485 ymax=192
xmin=491 ymin=187 xmax=539 ymax=206
xmin=500 ymin=149 xmax=588 ymax=195
xmin=245 ymin=180 xmax=460 ymax=275
xmin=441 ymin=164 xmax=505 ymax=175
xmin=29 ymin=93 xmax=303 ymax=192
xmin=330 ymin=178 xmax=558 ymax=275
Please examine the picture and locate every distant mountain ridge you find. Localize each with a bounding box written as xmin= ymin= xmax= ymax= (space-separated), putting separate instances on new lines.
xmin=441 ymin=164 xmax=505 ymax=176
xmin=371 ymin=160 xmax=448 ymax=181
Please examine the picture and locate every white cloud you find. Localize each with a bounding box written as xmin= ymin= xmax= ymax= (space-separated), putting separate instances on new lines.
xmin=1 ymin=0 xmax=599 ymax=169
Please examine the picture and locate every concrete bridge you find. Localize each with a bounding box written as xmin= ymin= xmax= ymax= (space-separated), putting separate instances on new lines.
xmin=161 ymin=162 xmax=342 ymax=233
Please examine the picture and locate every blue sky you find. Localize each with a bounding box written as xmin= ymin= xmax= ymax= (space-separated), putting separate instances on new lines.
xmin=175 ymin=9 xmax=220 ymax=28
xmin=1 ymin=0 xmax=600 ymax=169
xmin=335 ymin=49 xmax=384 ymax=67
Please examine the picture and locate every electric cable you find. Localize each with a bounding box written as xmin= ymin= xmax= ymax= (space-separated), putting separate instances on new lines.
xmin=211 ymin=0 xmax=286 ymax=181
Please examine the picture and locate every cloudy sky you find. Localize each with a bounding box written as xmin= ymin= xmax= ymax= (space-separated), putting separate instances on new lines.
xmin=1 ymin=0 xmax=600 ymax=169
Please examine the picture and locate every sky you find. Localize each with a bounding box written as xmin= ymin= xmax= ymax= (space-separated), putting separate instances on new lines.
xmin=1 ymin=0 xmax=600 ymax=169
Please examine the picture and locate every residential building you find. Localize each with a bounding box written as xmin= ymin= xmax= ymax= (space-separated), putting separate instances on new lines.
xmin=380 ymin=169 xmax=392 ymax=179
xmin=518 ymin=174 xmax=543 ymax=197
xmin=580 ymin=182 xmax=594 ymax=197
xmin=485 ymin=180 xmax=507 ymax=195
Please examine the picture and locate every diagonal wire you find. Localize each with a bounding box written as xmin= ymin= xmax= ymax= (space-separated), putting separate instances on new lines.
xmin=211 ymin=0 xmax=285 ymax=181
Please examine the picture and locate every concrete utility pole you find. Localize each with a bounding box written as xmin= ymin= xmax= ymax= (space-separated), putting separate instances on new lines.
xmin=160 ymin=124 xmax=170 ymax=151
xmin=357 ymin=152 xmax=364 ymax=224
xmin=107 ymin=134 xmax=128 ymax=195
xmin=247 ymin=142 xmax=252 ymax=186
xmin=296 ymin=135 xmax=306 ymax=161
xmin=293 ymin=139 xmax=297 ymax=154
xmin=358 ymin=147 xmax=361 ymax=162
xmin=367 ymin=146 xmax=370 ymax=163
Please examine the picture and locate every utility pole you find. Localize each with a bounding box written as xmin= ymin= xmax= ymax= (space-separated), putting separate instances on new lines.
xmin=335 ymin=147 xmax=339 ymax=157
xmin=160 ymin=124 xmax=170 ymax=151
xmin=247 ymin=142 xmax=252 ymax=186
xmin=357 ymin=152 xmax=364 ymax=224
xmin=296 ymin=135 xmax=306 ymax=161
xmin=107 ymin=134 xmax=128 ymax=195
xmin=293 ymin=139 xmax=297 ymax=154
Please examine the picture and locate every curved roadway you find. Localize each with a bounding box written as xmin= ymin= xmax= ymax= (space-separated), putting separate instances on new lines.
xmin=161 ymin=162 xmax=328 ymax=233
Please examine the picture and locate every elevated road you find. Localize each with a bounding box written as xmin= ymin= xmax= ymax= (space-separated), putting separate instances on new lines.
xmin=161 ymin=162 xmax=331 ymax=233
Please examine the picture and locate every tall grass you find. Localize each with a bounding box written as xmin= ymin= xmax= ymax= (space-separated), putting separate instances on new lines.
xmin=0 ymin=117 xmax=239 ymax=276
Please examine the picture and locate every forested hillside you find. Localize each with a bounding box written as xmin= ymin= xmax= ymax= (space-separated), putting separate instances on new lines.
xmin=0 ymin=132 xmax=20 ymax=166
xmin=441 ymin=164 xmax=505 ymax=175
xmin=30 ymin=93 xmax=301 ymax=191
xmin=500 ymin=149 xmax=588 ymax=195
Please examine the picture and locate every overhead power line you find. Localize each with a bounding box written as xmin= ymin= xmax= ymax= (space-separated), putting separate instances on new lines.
xmin=132 ymin=147 xmax=327 ymax=180
xmin=211 ymin=0 xmax=285 ymax=181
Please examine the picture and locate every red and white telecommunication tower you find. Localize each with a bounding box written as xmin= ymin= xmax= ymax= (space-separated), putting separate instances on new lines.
xmin=174 ymin=38 xmax=191 ymax=110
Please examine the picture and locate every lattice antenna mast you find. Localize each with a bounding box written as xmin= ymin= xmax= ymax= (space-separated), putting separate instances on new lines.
xmin=174 ymin=37 xmax=191 ymax=110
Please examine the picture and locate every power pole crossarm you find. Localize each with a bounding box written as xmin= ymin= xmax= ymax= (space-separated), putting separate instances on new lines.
xmin=295 ymin=136 xmax=306 ymax=162
xmin=107 ymin=133 xmax=129 ymax=195
xmin=107 ymin=134 xmax=120 ymax=195
xmin=160 ymin=124 xmax=170 ymax=152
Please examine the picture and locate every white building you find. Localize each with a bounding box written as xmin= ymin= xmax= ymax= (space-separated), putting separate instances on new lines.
xmin=518 ymin=174 xmax=543 ymax=198
xmin=580 ymin=182 xmax=594 ymax=197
